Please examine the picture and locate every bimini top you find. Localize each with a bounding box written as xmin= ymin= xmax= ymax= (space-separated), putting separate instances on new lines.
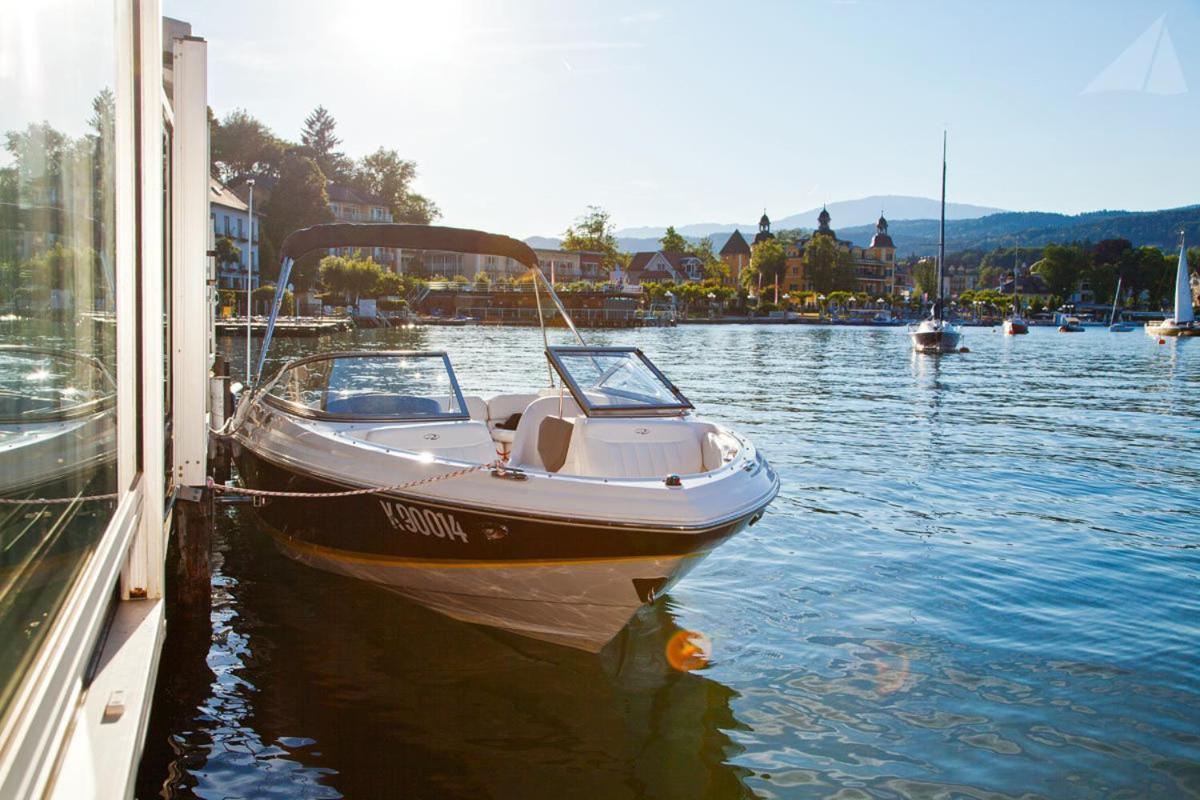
xmin=278 ymin=223 xmax=540 ymax=270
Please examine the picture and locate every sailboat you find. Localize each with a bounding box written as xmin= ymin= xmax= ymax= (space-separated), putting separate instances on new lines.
xmin=908 ymin=133 xmax=963 ymax=354
xmin=1146 ymin=233 xmax=1197 ymax=337
xmin=1002 ymin=262 xmax=1029 ymax=335
xmin=1108 ymin=276 xmax=1135 ymax=332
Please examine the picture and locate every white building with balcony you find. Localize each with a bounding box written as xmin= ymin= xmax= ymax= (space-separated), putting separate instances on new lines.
xmin=209 ymin=177 xmax=263 ymax=289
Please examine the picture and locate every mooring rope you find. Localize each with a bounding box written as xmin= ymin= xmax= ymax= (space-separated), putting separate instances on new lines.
xmin=206 ymin=459 xmax=506 ymax=499
xmin=1 ymin=461 xmax=512 ymax=506
xmin=0 ymin=492 xmax=120 ymax=505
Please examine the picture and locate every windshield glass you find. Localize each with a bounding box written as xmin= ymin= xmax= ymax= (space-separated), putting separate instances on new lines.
xmin=547 ymin=347 xmax=691 ymax=415
xmin=266 ymin=352 xmax=468 ymax=420
xmin=0 ymin=348 xmax=114 ymax=422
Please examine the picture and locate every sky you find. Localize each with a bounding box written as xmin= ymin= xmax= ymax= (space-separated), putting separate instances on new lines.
xmin=167 ymin=0 xmax=1200 ymax=238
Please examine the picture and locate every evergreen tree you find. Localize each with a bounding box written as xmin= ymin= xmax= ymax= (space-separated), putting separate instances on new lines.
xmin=299 ymin=106 xmax=352 ymax=181
xmin=262 ymin=154 xmax=333 ymax=290
xmin=659 ymin=226 xmax=688 ymax=253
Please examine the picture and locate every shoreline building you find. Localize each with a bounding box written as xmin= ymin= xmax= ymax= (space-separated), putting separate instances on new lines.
xmin=623 ymin=251 xmax=706 ymax=287
xmin=326 ymin=183 xmax=401 ymax=270
xmin=532 ymin=249 xmax=607 ymax=284
xmin=779 ymin=209 xmax=897 ymax=297
xmin=719 ymin=229 xmax=751 ymax=286
xmin=209 ymin=177 xmax=263 ymax=290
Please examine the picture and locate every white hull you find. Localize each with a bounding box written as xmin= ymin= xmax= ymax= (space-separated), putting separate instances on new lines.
xmin=271 ymin=531 xmax=706 ymax=651
xmin=908 ymin=320 xmax=963 ymax=354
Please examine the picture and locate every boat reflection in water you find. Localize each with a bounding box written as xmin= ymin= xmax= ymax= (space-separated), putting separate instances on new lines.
xmin=140 ymin=512 xmax=758 ymax=799
xmin=0 ymin=345 xmax=117 ymax=716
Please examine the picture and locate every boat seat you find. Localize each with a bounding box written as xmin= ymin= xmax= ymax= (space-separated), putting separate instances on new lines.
xmin=508 ymin=395 xmax=582 ymax=470
xmin=462 ymin=395 xmax=488 ymax=422
xmin=561 ymin=417 xmax=703 ymax=479
xmin=486 ymin=393 xmax=538 ymax=425
xmin=350 ymin=421 xmax=495 ymax=463
xmin=325 ymin=394 xmax=441 ymax=417
xmin=700 ymin=430 xmax=740 ymax=471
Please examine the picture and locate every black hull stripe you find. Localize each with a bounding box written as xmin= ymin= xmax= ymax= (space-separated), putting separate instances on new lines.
xmin=236 ymin=448 xmax=763 ymax=561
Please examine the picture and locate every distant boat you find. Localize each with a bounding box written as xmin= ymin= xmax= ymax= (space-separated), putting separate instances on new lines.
xmin=1146 ymin=233 xmax=1198 ymax=337
xmin=1058 ymin=315 xmax=1085 ymax=333
xmin=1108 ymin=276 xmax=1135 ymax=332
xmin=909 ymin=133 xmax=963 ymax=354
xmin=1002 ymin=263 xmax=1029 ymax=335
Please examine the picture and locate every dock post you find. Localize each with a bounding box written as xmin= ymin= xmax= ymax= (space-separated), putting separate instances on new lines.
xmin=172 ymin=489 xmax=212 ymax=618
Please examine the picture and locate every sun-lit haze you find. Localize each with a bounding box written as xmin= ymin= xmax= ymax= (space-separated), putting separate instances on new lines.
xmin=167 ymin=0 xmax=1199 ymax=238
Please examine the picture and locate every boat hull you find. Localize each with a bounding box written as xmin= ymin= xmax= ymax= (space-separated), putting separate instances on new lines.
xmin=1146 ymin=322 xmax=1200 ymax=337
xmin=235 ymin=447 xmax=767 ymax=651
xmin=1002 ymin=320 xmax=1029 ymax=335
xmin=909 ymin=328 xmax=962 ymax=354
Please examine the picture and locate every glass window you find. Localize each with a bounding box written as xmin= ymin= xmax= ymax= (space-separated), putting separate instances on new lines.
xmin=547 ymin=347 xmax=692 ymax=416
xmin=265 ymin=352 xmax=469 ymax=421
xmin=0 ymin=2 xmax=118 ymax=723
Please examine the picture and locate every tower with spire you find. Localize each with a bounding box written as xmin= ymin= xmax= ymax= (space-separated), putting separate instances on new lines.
xmin=753 ymin=210 xmax=774 ymax=245
xmin=814 ymin=206 xmax=835 ymax=238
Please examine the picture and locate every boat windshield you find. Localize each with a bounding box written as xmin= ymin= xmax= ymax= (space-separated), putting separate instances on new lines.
xmin=264 ymin=351 xmax=469 ymax=421
xmin=0 ymin=347 xmax=114 ymax=423
xmin=546 ymin=346 xmax=692 ymax=417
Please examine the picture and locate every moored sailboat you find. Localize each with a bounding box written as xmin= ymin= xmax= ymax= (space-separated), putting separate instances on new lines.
xmin=908 ymin=133 xmax=963 ymax=354
xmin=1108 ymin=276 xmax=1135 ymax=332
xmin=1146 ymin=233 xmax=1198 ymax=337
xmin=1002 ymin=263 xmax=1029 ymax=335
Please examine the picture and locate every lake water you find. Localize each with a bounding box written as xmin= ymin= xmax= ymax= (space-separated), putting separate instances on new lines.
xmin=136 ymin=323 xmax=1200 ymax=799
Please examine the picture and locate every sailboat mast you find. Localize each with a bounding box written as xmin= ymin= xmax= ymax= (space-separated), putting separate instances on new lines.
xmin=1110 ymin=276 xmax=1122 ymax=326
xmin=936 ymin=131 xmax=947 ymax=320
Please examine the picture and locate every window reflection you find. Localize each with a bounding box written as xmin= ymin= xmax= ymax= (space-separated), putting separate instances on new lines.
xmin=0 ymin=3 xmax=118 ymax=722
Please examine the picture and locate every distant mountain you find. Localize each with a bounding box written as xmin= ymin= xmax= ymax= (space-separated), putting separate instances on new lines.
xmin=837 ymin=206 xmax=1200 ymax=256
xmin=610 ymin=195 xmax=1006 ymax=240
xmin=526 ymin=203 xmax=1200 ymax=258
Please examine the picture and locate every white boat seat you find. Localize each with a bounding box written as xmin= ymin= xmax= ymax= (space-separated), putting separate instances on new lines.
xmin=348 ymin=421 xmax=495 ymax=464
xmin=487 ymin=393 xmax=539 ymax=423
xmin=462 ymin=395 xmax=488 ymax=422
xmin=508 ymin=395 xmax=582 ymax=470
xmin=561 ymin=417 xmax=703 ymax=478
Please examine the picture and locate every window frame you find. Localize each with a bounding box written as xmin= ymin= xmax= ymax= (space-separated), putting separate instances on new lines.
xmin=545 ymin=346 xmax=693 ymax=418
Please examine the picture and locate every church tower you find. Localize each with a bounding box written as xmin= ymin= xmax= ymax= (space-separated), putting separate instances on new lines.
xmin=753 ymin=211 xmax=774 ymax=245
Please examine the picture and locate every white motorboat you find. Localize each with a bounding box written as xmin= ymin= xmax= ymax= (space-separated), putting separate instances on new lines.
xmin=908 ymin=133 xmax=963 ymax=354
xmin=0 ymin=346 xmax=116 ymax=497
xmin=1146 ymin=234 xmax=1198 ymax=337
xmin=230 ymin=224 xmax=779 ymax=652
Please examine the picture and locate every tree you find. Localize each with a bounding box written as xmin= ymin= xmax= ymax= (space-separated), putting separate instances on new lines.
xmin=351 ymin=147 xmax=440 ymax=224
xmin=802 ymin=234 xmax=856 ymax=294
xmin=213 ymin=237 xmax=242 ymax=272
xmin=1033 ymin=244 xmax=1089 ymax=299
xmin=394 ymin=192 xmax=440 ymax=224
xmin=373 ymin=271 xmax=405 ymax=298
xmin=299 ymin=105 xmax=352 ymax=182
xmin=211 ymin=109 xmax=285 ymax=182
xmin=1094 ymin=238 xmax=1133 ymax=266
xmin=262 ymin=154 xmax=334 ymax=290
xmin=659 ymin=226 xmax=688 ymax=253
xmin=562 ymin=206 xmax=621 ymax=272
xmin=1083 ymin=261 xmax=1118 ymax=308
xmin=318 ymin=251 xmax=383 ymax=305
xmin=750 ymin=238 xmax=788 ymax=303
xmin=912 ymin=260 xmax=938 ymax=297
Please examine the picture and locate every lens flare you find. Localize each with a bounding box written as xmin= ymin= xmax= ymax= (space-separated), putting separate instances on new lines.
xmin=666 ymin=630 xmax=712 ymax=672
